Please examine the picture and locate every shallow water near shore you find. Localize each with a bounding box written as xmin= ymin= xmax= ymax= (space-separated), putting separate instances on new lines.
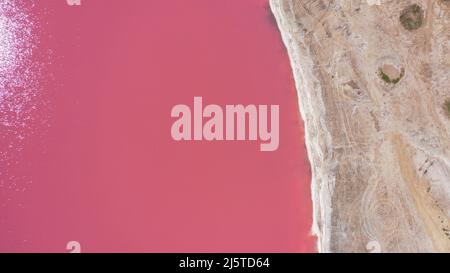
xmin=0 ymin=0 xmax=315 ymax=252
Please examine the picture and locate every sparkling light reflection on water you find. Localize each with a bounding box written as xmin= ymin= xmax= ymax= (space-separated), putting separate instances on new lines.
xmin=0 ymin=1 xmax=46 ymax=206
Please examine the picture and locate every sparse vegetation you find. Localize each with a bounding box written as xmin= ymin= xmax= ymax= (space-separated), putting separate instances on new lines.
xmin=445 ymin=100 xmax=450 ymax=117
xmin=400 ymin=4 xmax=424 ymax=31
xmin=378 ymin=68 xmax=405 ymax=84
xmin=379 ymin=70 xmax=391 ymax=83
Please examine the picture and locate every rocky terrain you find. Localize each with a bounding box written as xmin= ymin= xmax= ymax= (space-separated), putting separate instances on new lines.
xmin=270 ymin=0 xmax=450 ymax=252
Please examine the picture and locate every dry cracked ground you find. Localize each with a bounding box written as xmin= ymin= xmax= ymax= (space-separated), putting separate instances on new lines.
xmin=270 ymin=0 xmax=450 ymax=252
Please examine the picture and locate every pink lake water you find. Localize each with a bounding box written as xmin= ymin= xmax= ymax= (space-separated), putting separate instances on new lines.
xmin=0 ymin=0 xmax=315 ymax=252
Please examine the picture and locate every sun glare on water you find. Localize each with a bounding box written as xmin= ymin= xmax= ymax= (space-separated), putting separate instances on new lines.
xmin=0 ymin=1 xmax=46 ymax=193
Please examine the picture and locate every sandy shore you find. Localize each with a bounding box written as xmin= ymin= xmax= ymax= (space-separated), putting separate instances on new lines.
xmin=270 ymin=0 xmax=450 ymax=252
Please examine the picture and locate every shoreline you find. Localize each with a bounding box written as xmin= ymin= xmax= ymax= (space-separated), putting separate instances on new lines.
xmin=270 ymin=0 xmax=334 ymax=252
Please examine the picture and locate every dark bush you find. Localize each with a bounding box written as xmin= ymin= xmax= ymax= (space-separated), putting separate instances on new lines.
xmin=400 ymin=4 xmax=424 ymax=31
xmin=445 ymin=100 xmax=450 ymax=117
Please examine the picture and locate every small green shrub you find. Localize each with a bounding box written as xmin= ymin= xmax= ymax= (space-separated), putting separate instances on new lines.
xmin=378 ymin=68 xmax=404 ymax=84
xmin=445 ymin=100 xmax=450 ymax=116
xmin=379 ymin=70 xmax=391 ymax=83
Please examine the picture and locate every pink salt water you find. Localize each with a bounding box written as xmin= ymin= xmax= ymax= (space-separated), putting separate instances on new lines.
xmin=0 ymin=0 xmax=316 ymax=252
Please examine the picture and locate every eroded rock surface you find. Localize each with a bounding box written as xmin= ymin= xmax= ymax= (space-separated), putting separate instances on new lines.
xmin=270 ymin=0 xmax=450 ymax=252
